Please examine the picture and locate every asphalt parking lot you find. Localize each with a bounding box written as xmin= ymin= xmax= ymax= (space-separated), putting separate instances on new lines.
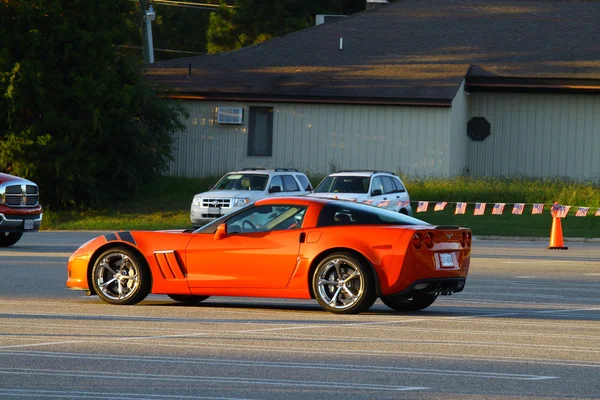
xmin=1 ymin=232 xmax=600 ymax=399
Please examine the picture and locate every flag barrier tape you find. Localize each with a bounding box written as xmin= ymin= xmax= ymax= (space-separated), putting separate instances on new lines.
xmin=410 ymin=201 xmax=593 ymax=218
xmin=352 ymin=199 xmax=598 ymax=218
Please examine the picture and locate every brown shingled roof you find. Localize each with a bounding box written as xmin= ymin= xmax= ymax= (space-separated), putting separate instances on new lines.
xmin=146 ymin=0 xmax=600 ymax=103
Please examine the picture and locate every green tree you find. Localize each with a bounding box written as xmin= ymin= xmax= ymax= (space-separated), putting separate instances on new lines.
xmin=0 ymin=0 xmax=185 ymax=208
xmin=207 ymin=0 xmax=369 ymax=54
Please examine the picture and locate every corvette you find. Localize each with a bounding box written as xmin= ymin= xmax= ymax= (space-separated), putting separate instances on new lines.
xmin=66 ymin=197 xmax=471 ymax=314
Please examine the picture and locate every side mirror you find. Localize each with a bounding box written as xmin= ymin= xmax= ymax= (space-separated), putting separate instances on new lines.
xmin=371 ymin=189 xmax=382 ymax=196
xmin=214 ymin=223 xmax=227 ymax=240
xmin=269 ymin=185 xmax=282 ymax=193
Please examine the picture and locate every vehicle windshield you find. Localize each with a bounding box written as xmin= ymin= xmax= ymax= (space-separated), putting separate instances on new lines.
xmin=314 ymin=176 xmax=370 ymax=194
xmin=317 ymin=201 xmax=428 ymax=227
xmin=213 ymin=174 xmax=268 ymax=191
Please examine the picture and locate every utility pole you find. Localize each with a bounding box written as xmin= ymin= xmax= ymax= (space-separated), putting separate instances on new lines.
xmin=139 ymin=0 xmax=155 ymax=63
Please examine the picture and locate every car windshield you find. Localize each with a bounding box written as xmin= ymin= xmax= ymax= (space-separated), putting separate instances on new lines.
xmin=213 ymin=174 xmax=268 ymax=191
xmin=314 ymin=176 xmax=370 ymax=194
xmin=317 ymin=201 xmax=428 ymax=227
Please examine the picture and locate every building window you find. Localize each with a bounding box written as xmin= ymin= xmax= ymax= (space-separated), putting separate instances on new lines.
xmin=248 ymin=107 xmax=273 ymax=156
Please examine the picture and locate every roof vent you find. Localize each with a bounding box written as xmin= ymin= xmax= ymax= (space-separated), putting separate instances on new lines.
xmin=217 ymin=107 xmax=244 ymax=124
xmin=366 ymin=0 xmax=388 ymax=10
xmin=315 ymin=14 xmax=347 ymax=25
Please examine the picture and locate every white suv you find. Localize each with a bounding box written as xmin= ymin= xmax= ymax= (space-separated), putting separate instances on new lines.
xmin=190 ymin=168 xmax=313 ymax=227
xmin=310 ymin=170 xmax=412 ymax=215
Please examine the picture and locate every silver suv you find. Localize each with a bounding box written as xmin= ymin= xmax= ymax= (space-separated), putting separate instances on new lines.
xmin=310 ymin=170 xmax=412 ymax=215
xmin=190 ymin=168 xmax=313 ymax=227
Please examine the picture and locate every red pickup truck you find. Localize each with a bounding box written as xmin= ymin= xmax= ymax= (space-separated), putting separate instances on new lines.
xmin=0 ymin=172 xmax=42 ymax=247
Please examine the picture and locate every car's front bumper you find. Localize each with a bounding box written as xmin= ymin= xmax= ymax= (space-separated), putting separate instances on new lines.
xmin=190 ymin=206 xmax=237 ymax=227
xmin=0 ymin=212 xmax=42 ymax=232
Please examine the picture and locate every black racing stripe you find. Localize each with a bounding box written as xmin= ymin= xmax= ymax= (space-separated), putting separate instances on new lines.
xmin=117 ymin=231 xmax=136 ymax=246
xmin=104 ymin=233 xmax=118 ymax=242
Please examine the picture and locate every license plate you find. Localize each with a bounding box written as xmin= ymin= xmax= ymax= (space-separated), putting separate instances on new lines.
xmin=207 ymin=208 xmax=221 ymax=215
xmin=440 ymin=253 xmax=454 ymax=267
xmin=23 ymin=220 xmax=34 ymax=230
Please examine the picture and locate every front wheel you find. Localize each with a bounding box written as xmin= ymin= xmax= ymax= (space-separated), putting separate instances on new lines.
xmin=312 ymin=252 xmax=376 ymax=314
xmin=381 ymin=292 xmax=438 ymax=312
xmin=0 ymin=232 xmax=23 ymax=247
xmin=168 ymin=294 xmax=210 ymax=304
xmin=91 ymin=247 xmax=151 ymax=305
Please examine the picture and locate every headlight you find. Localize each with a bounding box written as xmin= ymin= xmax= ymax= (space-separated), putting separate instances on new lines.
xmin=233 ymin=198 xmax=249 ymax=206
xmin=193 ymin=197 xmax=201 ymax=206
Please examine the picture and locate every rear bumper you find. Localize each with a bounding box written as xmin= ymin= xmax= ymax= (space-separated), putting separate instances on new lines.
xmin=0 ymin=213 xmax=42 ymax=232
xmin=390 ymin=277 xmax=466 ymax=297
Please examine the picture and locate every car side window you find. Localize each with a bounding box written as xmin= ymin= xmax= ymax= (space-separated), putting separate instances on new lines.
xmin=392 ymin=177 xmax=406 ymax=193
xmin=295 ymin=174 xmax=313 ymax=191
xmin=282 ymin=175 xmax=300 ymax=192
xmin=381 ymin=176 xmax=396 ymax=195
xmin=227 ymin=205 xmax=307 ymax=233
xmin=370 ymin=176 xmax=384 ymax=195
xmin=269 ymin=176 xmax=283 ymax=192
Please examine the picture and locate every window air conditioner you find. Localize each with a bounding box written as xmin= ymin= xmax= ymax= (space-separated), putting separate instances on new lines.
xmin=217 ymin=107 xmax=244 ymax=124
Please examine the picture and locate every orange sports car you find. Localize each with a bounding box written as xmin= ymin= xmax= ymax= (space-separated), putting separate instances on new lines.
xmin=66 ymin=197 xmax=471 ymax=314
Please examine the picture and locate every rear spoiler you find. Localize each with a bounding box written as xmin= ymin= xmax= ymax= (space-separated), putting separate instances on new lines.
xmin=433 ymin=225 xmax=462 ymax=230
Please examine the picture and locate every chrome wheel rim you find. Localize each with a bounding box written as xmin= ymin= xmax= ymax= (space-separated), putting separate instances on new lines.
xmin=316 ymin=257 xmax=365 ymax=310
xmin=95 ymin=252 xmax=140 ymax=301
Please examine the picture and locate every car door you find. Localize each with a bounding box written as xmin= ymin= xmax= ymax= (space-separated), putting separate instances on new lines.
xmin=185 ymin=205 xmax=306 ymax=289
xmin=369 ymin=176 xmax=387 ymax=207
xmin=391 ymin=176 xmax=410 ymax=211
xmin=381 ymin=176 xmax=401 ymax=211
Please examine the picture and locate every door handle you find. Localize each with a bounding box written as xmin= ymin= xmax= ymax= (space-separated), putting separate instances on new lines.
xmin=299 ymin=232 xmax=306 ymax=243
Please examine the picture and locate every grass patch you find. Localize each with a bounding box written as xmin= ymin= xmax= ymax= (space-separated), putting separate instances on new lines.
xmin=41 ymin=176 xmax=600 ymax=237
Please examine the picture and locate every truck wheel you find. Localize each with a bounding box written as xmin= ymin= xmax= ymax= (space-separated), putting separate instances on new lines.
xmin=0 ymin=232 xmax=23 ymax=247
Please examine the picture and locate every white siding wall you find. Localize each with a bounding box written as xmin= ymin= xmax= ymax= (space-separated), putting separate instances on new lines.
xmin=167 ymin=100 xmax=452 ymax=178
xmin=449 ymin=80 xmax=470 ymax=176
xmin=468 ymin=93 xmax=600 ymax=181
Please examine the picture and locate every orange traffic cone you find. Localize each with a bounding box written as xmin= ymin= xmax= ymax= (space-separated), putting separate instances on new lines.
xmin=548 ymin=202 xmax=568 ymax=250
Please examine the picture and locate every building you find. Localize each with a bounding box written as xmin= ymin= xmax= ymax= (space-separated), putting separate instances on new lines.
xmin=146 ymin=0 xmax=600 ymax=181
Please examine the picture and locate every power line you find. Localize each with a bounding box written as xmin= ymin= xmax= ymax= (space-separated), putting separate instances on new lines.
xmin=116 ymin=44 xmax=206 ymax=55
xmin=130 ymin=0 xmax=235 ymax=10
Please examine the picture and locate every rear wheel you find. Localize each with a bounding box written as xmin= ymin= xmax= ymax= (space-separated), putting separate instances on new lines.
xmin=381 ymin=292 xmax=438 ymax=312
xmin=0 ymin=232 xmax=23 ymax=247
xmin=168 ymin=294 xmax=210 ymax=304
xmin=312 ymin=252 xmax=376 ymax=314
xmin=91 ymin=247 xmax=151 ymax=305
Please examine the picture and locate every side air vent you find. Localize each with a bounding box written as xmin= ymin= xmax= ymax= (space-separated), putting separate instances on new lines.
xmin=154 ymin=250 xmax=186 ymax=279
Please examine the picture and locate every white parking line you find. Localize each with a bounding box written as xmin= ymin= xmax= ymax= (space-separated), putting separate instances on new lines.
xmin=0 ymin=351 xmax=558 ymax=381
xmin=0 ymin=388 xmax=252 ymax=399
xmin=0 ymin=368 xmax=428 ymax=392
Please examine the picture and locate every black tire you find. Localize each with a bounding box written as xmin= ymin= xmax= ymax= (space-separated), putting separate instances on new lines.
xmin=0 ymin=232 xmax=23 ymax=247
xmin=312 ymin=252 xmax=376 ymax=314
xmin=381 ymin=292 xmax=438 ymax=312
xmin=91 ymin=247 xmax=151 ymax=305
xmin=168 ymin=294 xmax=210 ymax=304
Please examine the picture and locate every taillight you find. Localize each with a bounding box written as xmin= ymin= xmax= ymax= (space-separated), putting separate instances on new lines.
xmin=460 ymin=231 xmax=467 ymax=247
xmin=423 ymin=232 xmax=434 ymax=249
xmin=412 ymin=233 xmax=423 ymax=249
xmin=466 ymin=231 xmax=472 ymax=247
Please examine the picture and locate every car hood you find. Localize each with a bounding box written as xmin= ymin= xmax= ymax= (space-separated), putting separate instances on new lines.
xmin=0 ymin=172 xmax=34 ymax=185
xmin=194 ymin=190 xmax=261 ymax=199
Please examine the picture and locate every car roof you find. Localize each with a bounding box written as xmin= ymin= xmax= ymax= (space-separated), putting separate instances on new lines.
xmin=328 ymin=170 xmax=396 ymax=177
xmin=227 ymin=169 xmax=306 ymax=175
xmin=255 ymin=196 xmax=330 ymax=206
